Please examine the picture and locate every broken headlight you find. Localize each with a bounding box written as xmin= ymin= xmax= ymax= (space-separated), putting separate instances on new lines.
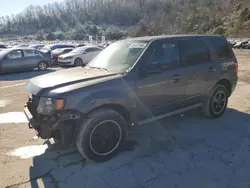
xmin=37 ymin=97 xmax=65 ymax=115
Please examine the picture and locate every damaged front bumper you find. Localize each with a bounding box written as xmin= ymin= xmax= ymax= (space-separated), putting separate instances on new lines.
xmin=23 ymin=104 xmax=82 ymax=145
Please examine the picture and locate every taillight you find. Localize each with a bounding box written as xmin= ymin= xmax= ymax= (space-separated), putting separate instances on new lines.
xmin=235 ymin=61 xmax=238 ymax=75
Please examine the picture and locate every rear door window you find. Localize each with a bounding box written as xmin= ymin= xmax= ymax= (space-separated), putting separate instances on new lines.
xmin=23 ymin=49 xmax=37 ymax=57
xmin=180 ymin=39 xmax=210 ymax=65
xmin=85 ymin=48 xmax=93 ymax=53
xmin=92 ymin=48 xmax=101 ymax=52
xmin=209 ymin=37 xmax=234 ymax=59
xmin=64 ymin=49 xmax=72 ymax=53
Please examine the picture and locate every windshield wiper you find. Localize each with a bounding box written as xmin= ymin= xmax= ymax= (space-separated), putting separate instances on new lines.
xmin=87 ymin=65 xmax=108 ymax=72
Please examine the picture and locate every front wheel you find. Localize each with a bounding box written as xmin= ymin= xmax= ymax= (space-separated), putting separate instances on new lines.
xmin=74 ymin=58 xmax=83 ymax=67
xmin=75 ymin=109 xmax=127 ymax=162
xmin=38 ymin=61 xmax=48 ymax=71
xmin=202 ymin=84 xmax=229 ymax=118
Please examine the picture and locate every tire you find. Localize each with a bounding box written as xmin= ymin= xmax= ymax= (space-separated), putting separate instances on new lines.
xmin=38 ymin=61 xmax=48 ymax=71
xmin=74 ymin=58 xmax=83 ymax=67
xmin=202 ymin=84 xmax=229 ymax=118
xmin=75 ymin=108 xmax=127 ymax=162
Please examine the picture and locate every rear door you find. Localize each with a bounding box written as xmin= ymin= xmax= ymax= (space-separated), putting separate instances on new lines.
xmin=136 ymin=40 xmax=186 ymax=118
xmin=180 ymin=38 xmax=217 ymax=105
xmin=83 ymin=48 xmax=101 ymax=63
xmin=207 ymin=37 xmax=238 ymax=87
xmin=23 ymin=49 xmax=41 ymax=69
xmin=2 ymin=50 xmax=24 ymax=73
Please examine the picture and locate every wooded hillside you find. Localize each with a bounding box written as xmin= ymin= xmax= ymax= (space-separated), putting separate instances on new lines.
xmin=0 ymin=0 xmax=250 ymax=40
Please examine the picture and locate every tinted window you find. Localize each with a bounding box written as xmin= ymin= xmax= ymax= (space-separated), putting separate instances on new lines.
xmin=209 ymin=37 xmax=233 ymax=59
xmin=149 ymin=42 xmax=180 ymax=66
xmin=85 ymin=48 xmax=92 ymax=52
xmin=180 ymin=39 xmax=210 ymax=64
xmin=7 ymin=50 xmax=23 ymax=59
xmin=23 ymin=49 xmax=37 ymax=57
xmin=85 ymin=48 xmax=100 ymax=52
xmin=64 ymin=49 xmax=72 ymax=53
xmin=92 ymin=48 xmax=101 ymax=52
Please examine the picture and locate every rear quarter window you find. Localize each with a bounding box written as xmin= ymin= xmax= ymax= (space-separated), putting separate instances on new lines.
xmin=209 ymin=37 xmax=234 ymax=60
xmin=180 ymin=39 xmax=210 ymax=65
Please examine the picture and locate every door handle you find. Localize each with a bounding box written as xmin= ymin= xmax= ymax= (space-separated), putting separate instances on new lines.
xmin=172 ymin=75 xmax=181 ymax=82
xmin=208 ymin=67 xmax=216 ymax=73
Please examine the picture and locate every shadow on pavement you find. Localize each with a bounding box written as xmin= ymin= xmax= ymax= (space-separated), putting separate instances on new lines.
xmin=28 ymin=108 xmax=250 ymax=188
xmin=0 ymin=69 xmax=56 ymax=81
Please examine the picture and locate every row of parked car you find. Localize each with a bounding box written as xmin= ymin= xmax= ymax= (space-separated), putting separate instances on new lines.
xmin=0 ymin=42 xmax=109 ymax=74
xmin=228 ymin=39 xmax=250 ymax=49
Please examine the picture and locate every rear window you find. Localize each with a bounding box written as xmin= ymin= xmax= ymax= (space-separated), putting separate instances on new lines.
xmin=180 ymin=39 xmax=210 ymax=64
xmin=209 ymin=37 xmax=233 ymax=59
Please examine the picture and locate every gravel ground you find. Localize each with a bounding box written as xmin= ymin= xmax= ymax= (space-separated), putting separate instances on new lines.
xmin=0 ymin=51 xmax=250 ymax=188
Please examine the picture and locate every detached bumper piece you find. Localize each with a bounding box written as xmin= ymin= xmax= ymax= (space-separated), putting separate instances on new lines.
xmin=24 ymin=106 xmax=34 ymax=129
xmin=24 ymin=103 xmax=81 ymax=145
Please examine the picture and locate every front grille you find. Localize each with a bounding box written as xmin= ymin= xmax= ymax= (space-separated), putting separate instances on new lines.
xmin=27 ymin=95 xmax=40 ymax=117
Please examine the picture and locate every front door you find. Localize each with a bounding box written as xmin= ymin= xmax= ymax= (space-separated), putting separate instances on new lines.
xmin=2 ymin=50 xmax=24 ymax=73
xmin=135 ymin=40 xmax=186 ymax=119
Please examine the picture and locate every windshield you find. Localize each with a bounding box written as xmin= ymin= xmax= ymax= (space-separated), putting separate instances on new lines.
xmin=0 ymin=49 xmax=11 ymax=59
xmin=87 ymin=41 xmax=148 ymax=73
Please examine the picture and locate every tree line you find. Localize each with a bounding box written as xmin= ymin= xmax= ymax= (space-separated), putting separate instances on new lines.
xmin=0 ymin=0 xmax=250 ymax=40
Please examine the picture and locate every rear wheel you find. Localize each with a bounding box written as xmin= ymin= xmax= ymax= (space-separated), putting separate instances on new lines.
xmin=75 ymin=109 xmax=127 ymax=162
xmin=38 ymin=61 xmax=48 ymax=71
xmin=74 ymin=58 xmax=83 ymax=67
xmin=202 ymin=84 xmax=229 ymax=118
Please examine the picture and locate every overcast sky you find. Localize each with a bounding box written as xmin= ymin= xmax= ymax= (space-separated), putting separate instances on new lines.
xmin=0 ymin=0 xmax=62 ymax=17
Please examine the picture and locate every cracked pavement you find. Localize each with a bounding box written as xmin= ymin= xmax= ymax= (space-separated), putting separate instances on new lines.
xmin=1 ymin=50 xmax=250 ymax=188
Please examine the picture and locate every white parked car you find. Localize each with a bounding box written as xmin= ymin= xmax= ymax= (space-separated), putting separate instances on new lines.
xmin=58 ymin=46 xmax=102 ymax=66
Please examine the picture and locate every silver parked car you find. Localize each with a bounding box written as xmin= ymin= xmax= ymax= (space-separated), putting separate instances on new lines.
xmin=0 ymin=48 xmax=49 ymax=74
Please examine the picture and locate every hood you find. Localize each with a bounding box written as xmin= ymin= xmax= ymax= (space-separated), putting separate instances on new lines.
xmin=26 ymin=67 xmax=119 ymax=96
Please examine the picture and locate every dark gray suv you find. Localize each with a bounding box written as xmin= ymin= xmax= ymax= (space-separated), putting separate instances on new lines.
xmin=24 ymin=35 xmax=238 ymax=162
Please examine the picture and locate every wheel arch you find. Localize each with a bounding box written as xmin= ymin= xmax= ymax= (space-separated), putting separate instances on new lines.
xmin=215 ymin=79 xmax=232 ymax=97
xmin=74 ymin=57 xmax=82 ymax=62
xmin=38 ymin=60 xmax=48 ymax=66
xmin=86 ymin=103 xmax=133 ymax=128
